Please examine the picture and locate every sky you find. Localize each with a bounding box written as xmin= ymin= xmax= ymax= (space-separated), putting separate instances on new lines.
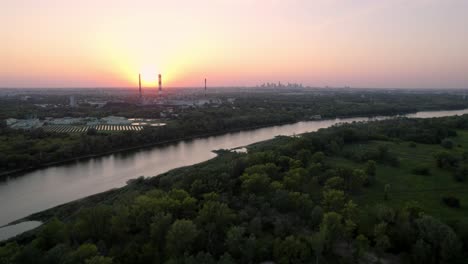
xmin=1 ymin=0 xmax=468 ymax=89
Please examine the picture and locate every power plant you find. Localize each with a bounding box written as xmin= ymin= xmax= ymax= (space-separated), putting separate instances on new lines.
xmin=137 ymin=73 xmax=163 ymax=103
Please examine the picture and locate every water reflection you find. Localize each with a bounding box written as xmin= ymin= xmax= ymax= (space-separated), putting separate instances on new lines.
xmin=0 ymin=221 xmax=42 ymax=241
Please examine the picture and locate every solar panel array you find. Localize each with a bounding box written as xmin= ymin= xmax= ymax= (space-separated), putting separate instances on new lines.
xmin=42 ymin=125 xmax=143 ymax=133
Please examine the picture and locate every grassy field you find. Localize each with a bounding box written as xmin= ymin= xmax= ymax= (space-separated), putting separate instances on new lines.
xmin=328 ymin=130 xmax=468 ymax=225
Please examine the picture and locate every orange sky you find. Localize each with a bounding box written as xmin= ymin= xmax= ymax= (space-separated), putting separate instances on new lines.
xmin=1 ymin=0 xmax=468 ymax=88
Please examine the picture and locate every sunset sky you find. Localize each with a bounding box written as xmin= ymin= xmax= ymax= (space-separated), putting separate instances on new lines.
xmin=1 ymin=0 xmax=468 ymax=89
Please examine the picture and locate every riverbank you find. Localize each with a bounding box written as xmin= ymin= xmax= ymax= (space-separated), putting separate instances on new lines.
xmin=2 ymin=107 xmax=468 ymax=241
xmin=0 ymin=120 xmax=303 ymax=180
xmin=0 ymin=152 xmax=237 ymax=244
xmin=0 ymin=107 xmax=448 ymax=180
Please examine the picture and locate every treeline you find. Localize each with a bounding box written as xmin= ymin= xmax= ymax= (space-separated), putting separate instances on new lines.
xmin=2 ymin=115 xmax=468 ymax=263
xmin=0 ymin=109 xmax=295 ymax=173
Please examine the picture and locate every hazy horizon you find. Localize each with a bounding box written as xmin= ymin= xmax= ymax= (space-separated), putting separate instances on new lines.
xmin=2 ymin=0 xmax=468 ymax=89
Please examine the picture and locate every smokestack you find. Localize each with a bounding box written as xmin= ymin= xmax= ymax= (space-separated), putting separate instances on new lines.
xmin=138 ymin=73 xmax=142 ymax=97
xmin=158 ymin=74 xmax=162 ymax=92
xmin=205 ymin=78 xmax=207 ymax=91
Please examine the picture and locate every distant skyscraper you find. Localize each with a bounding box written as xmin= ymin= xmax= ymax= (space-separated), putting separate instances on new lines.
xmin=70 ymin=96 xmax=77 ymax=107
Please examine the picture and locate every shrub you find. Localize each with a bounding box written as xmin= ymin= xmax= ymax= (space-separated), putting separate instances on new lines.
xmin=412 ymin=166 xmax=430 ymax=176
xmin=441 ymin=139 xmax=454 ymax=149
xmin=434 ymin=151 xmax=458 ymax=169
xmin=453 ymin=165 xmax=468 ymax=182
xmin=442 ymin=196 xmax=461 ymax=208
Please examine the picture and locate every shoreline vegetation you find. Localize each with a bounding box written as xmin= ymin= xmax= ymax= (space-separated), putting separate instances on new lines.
xmin=3 ymin=90 xmax=468 ymax=178
xmin=0 ymin=121 xmax=294 ymax=179
xmin=4 ymin=113 xmax=468 ymax=263
xmin=2 ymin=106 xmax=467 ymax=180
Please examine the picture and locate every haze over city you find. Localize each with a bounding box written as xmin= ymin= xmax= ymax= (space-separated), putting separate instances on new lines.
xmin=2 ymin=0 xmax=468 ymax=89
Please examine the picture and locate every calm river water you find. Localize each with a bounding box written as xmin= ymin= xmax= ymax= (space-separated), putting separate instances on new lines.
xmin=1 ymin=108 xmax=468 ymax=236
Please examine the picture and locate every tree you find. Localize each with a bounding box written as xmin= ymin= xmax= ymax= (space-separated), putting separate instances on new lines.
xmin=365 ymin=160 xmax=377 ymax=185
xmin=342 ymin=200 xmax=359 ymax=222
xmin=240 ymin=173 xmax=271 ymax=194
xmin=85 ymin=256 xmax=113 ymax=264
xmin=309 ymin=231 xmax=326 ymax=264
xmin=0 ymin=119 xmax=6 ymax=129
xmin=344 ymin=219 xmax=357 ymax=247
xmin=296 ymin=149 xmax=312 ymax=166
xmin=0 ymin=242 xmax=20 ymax=264
xmin=415 ymin=215 xmax=462 ymax=264
xmin=434 ymin=151 xmax=458 ymax=169
xmin=324 ymin=176 xmax=344 ymax=191
xmin=322 ymin=189 xmax=346 ymax=212
xmin=225 ymin=226 xmax=246 ymax=258
xmin=87 ymin=128 xmax=98 ymax=136
xmin=73 ymin=205 xmax=112 ymax=242
xmin=218 ymin=253 xmax=236 ymax=264
xmin=354 ymin=234 xmax=369 ymax=263
xmin=320 ymin=212 xmax=343 ymax=249
xmin=244 ymin=163 xmax=280 ymax=180
xmin=412 ymin=165 xmax=431 ymax=175
xmin=165 ymin=219 xmax=199 ymax=257
xmin=349 ymin=169 xmax=366 ymax=193
xmin=196 ymin=201 xmax=235 ymax=230
xmin=309 ymin=206 xmax=324 ymax=229
xmin=150 ymin=213 xmax=173 ymax=244
xmin=283 ymin=168 xmax=307 ymax=190
xmin=412 ymin=239 xmax=432 ymax=264
xmin=442 ymin=196 xmax=461 ymax=208
xmin=441 ymin=138 xmax=454 ymax=149
xmin=36 ymin=217 xmax=68 ymax=250
xmin=196 ymin=201 xmax=235 ymax=253
xmin=403 ymin=200 xmax=424 ymax=222
xmin=365 ymin=160 xmax=377 ymax=176
xmin=454 ymin=165 xmax=468 ymax=182
xmin=311 ymin=152 xmax=325 ymax=163
xmin=273 ymin=236 xmax=310 ymax=264
xmin=384 ymin=184 xmax=391 ymax=201
xmin=68 ymin=243 xmax=99 ymax=264
xmin=374 ymin=222 xmax=391 ymax=261
xmin=44 ymin=244 xmax=71 ymax=264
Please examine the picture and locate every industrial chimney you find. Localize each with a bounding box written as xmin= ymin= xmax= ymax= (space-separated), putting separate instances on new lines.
xmin=139 ymin=73 xmax=142 ymax=98
xmin=158 ymin=74 xmax=162 ymax=94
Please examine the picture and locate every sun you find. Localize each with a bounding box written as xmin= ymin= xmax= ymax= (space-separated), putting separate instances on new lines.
xmin=140 ymin=68 xmax=159 ymax=87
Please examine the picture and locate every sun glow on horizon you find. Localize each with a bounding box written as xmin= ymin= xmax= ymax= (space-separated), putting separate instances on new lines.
xmin=2 ymin=1 xmax=468 ymax=89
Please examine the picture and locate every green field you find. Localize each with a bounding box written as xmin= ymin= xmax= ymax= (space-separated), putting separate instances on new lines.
xmin=328 ymin=130 xmax=468 ymax=224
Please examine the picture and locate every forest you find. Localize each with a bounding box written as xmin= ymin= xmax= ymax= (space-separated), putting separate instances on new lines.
xmin=2 ymin=114 xmax=468 ymax=263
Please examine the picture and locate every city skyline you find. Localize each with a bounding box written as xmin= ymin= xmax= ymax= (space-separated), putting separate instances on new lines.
xmin=2 ymin=0 xmax=468 ymax=89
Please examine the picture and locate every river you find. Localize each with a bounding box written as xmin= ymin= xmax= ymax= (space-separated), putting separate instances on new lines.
xmin=1 ymin=108 xmax=468 ymax=238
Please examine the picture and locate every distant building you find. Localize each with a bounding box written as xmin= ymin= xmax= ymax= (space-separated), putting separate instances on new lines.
xmin=86 ymin=100 xmax=107 ymax=108
xmin=70 ymin=96 xmax=77 ymax=107
xmin=7 ymin=118 xmax=43 ymax=129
